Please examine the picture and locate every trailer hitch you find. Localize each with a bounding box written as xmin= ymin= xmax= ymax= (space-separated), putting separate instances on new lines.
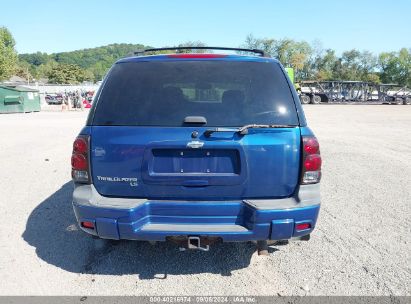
xmin=176 ymin=236 xmax=210 ymax=251
xmin=167 ymin=236 xmax=222 ymax=251
xmin=188 ymin=236 xmax=210 ymax=251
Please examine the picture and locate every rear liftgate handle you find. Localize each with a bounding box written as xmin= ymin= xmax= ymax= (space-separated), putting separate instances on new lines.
xmin=181 ymin=180 xmax=209 ymax=187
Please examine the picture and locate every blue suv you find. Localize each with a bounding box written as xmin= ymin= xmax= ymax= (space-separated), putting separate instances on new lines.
xmin=71 ymin=47 xmax=321 ymax=251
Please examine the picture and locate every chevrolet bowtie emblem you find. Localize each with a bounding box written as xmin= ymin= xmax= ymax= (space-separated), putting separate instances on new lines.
xmin=186 ymin=140 xmax=204 ymax=149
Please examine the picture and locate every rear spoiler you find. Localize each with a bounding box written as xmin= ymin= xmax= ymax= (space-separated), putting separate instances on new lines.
xmin=133 ymin=46 xmax=266 ymax=57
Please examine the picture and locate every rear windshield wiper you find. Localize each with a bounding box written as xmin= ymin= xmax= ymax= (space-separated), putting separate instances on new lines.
xmin=204 ymin=127 xmax=238 ymax=137
xmin=237 ymin=124 xmax=296 ymax=135
xmin=204 ymin=124 xmax=296 ymax=137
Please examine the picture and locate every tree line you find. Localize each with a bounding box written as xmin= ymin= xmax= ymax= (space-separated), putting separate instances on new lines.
xmin=242 ymin=34 xmax=411 ymax=87
xmin=1 ymin=27 xmax=410 ymax=86
xmin=17 ymin=43 xmax=149 ymax=83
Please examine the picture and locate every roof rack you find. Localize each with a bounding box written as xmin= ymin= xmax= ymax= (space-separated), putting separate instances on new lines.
xmin=133 ymin=46 xmax=266 ymax=57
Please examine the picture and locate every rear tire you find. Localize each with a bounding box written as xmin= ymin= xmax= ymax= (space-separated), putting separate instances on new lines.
xmin=300 ymin=95 xmax=311 ymax=104
xmin=404 ymin=97 xmax=411 ymax=105
xmin=311 ymin=95 xmax=321 ymax=104
xmin=395 ymin=98 xmax=403 ymax=105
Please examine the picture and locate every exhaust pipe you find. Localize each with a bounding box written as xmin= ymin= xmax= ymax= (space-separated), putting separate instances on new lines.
xmin=256 ymin=240 xmax=269 ymax=256
xmin=294 ymin=234 xmax=311 ymax=241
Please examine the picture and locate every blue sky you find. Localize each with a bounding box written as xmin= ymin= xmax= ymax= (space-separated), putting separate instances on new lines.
xmin=2 ymin=0 xmax=410 ymax=54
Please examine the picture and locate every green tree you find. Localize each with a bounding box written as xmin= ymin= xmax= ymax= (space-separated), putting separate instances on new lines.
xmin=330 ymin=50 xmax=379 ymax=82
xmin=0 ymin=27 xmax=18 ymax=80
xmin=47 ymin=63 xmax=93 ymax=84
xmin=176 ymin=41 xmax=207 ymax=53
xmin=242 ymin=34 xmax=277 ymax=56
xmin=15 ymin=35 xmax=411 ymax=87
xmin=313 ymin=49 xmax=338 ymax=80
xmin=338 ymin=49 xmax=362 ymax=80
xmin=36 ymin=60 xmax=58 ymax=80
xmin=82 ymin=69 xmax=95 ymax=83
xmin=379 ymin=48 xmax=411 ymax=86
xmin=19 ymin=52 xmax=50 ymax=66
xmin=242 ymin=35 xmax=386 ymax=83
xmin=14 ymin=60 xmax=33 ymax=81
xmin=145 ymin=41 xmax=208 ymax=55
xmin=242 ymin=35 xmax=312 ymax=80
xmin=19 ymin=43 xmax=151 ymax=82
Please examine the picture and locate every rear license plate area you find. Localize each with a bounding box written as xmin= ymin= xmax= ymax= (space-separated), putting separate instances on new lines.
xmin=151 ymin=149 xmax=240 ymax=174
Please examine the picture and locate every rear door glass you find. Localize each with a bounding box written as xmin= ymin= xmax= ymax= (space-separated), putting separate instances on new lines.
xmin=93 ymin=60 xmax=299 ymax=126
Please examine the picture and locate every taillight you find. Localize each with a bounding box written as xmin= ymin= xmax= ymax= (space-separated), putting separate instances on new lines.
xmin=71 ymin=135 xmax=90 ymax=183
xmin=301 ymin=136 xmax=322 ymax=184
xmin=303 ymin=137 xmax=319 ymax=154
xmin=304 ymin=154 xmax=322 ymax=171
xmin=71 ymin=154 xmax=87 ymax=170
xmin=73 ymin=137 xmax=87 ymax=154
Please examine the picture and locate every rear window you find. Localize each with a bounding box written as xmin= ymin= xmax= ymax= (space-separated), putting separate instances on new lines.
xmin=92 ymin=60 xmax=298 ymax=127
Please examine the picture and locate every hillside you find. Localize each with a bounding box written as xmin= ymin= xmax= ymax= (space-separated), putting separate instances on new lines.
xmin=19 ymin=43 xmax=150 ymax=81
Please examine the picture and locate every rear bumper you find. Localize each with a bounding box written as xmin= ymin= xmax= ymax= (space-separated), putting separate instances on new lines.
xmin=72 ymin=184 xmax=321 ymax=242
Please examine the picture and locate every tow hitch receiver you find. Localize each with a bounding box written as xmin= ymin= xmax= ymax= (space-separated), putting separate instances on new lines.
xmin=187 ymin=236 xmax=210 ymax=251
xmin=167 ymin=236 xmax=221 ymax=251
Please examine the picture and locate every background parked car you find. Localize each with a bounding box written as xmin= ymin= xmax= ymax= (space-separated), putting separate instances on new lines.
xmin=45 ymin=93 xmax=63 ymax=105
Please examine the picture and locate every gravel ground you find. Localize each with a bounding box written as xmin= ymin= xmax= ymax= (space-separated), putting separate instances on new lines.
xmin=0 ymin=105 xmax=410 ymax=296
